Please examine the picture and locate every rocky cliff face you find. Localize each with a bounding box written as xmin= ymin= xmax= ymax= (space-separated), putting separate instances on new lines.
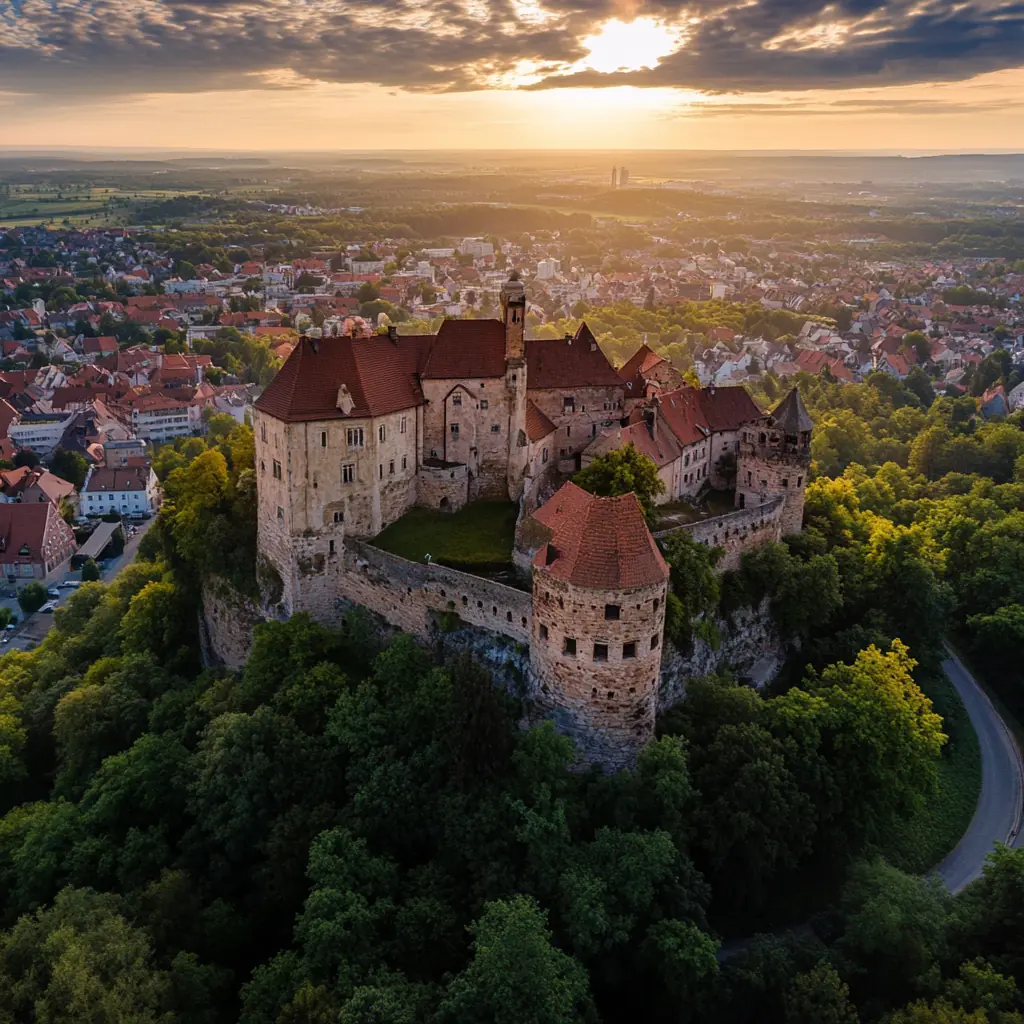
xmin=199 ymin=577 xmax=266 ymax=670
xmin=658 ymin=596 xmax=784 ymax=710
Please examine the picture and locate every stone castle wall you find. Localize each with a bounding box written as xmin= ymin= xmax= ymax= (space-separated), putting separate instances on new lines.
xmin=338 ymin=539 xmax=533 ymax=643
xmin=654 ymin=495 xmax=785 ymax=572
xmin=529 ymin=568 xmax=667 ymax=771
xmin=416 ymin=461 xmax=470 ymax=512
xmin=735 ymin=446 xmax=809 ymax=537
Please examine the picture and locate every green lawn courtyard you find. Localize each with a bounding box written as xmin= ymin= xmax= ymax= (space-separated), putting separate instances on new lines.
xmin=371 ymin=502 xmax=518 ymax=573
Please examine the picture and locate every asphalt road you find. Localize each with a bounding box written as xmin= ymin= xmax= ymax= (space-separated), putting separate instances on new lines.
xmin=935 ymin=647 xmax=1023 ymax=892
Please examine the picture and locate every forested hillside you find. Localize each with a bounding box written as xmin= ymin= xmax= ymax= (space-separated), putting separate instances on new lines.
xmin=0 ymin=373 xmax=1023 ymax=1022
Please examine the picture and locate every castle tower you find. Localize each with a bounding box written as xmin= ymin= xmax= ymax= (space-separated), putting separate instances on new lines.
xmin=735 ymin=387 xmax=812 ymax=535
xmin=501 ymin=271 xmax=529 ymax=500
xmin=527 ymin=483 xmax=669 ymax=770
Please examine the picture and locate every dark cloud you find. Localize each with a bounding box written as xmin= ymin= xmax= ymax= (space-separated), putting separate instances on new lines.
xmin=0 ymin=0 xmax=1022 ymax=98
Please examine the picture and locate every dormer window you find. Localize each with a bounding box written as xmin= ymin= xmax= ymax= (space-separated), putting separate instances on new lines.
xmin=452 ymin=393 xmax=462 ymax=407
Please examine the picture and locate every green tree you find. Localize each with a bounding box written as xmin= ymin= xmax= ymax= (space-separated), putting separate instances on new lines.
xmin=573 ymin=443 xmax=665 ymax=524
xmin=49 ymin=447 xmax=89 ymax=489
xmin=17 ymin=582 xmax=47 ymax=615
xmin=437 ymin=895 xmax=595 ymax=1024
xmin=784 ymin=961 xmax=858 ymax=1024
xmin=81 ymin=558 xmax=101 ymax=583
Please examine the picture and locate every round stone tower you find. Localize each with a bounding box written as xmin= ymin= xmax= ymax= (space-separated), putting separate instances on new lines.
xmin=527 ymin=482 xmax=669 ymax=771
xmin=735 ymin=387 xmax=813 ymax=535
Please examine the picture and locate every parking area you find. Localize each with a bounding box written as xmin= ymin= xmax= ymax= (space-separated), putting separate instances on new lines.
xmin=0 ymin=516 xmax=156 ymax=654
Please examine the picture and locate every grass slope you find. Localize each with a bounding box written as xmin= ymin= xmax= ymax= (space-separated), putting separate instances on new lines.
xmin=371 ymin=502 xmax=518 ymax=572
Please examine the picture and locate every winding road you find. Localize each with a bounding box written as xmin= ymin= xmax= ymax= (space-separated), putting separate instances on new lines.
xmin=717 ymin=647 xmax=1023 ymax=961
xmin=935 ymin=646 xmax=1023 ymax=892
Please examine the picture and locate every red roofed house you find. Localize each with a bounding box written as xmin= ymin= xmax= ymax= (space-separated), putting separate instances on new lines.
xmin=0 ymin=502 xmax=77 ymax=585
xmin=81 ymin=336 xmax=118 ymax=363
xmin=0 ymin=466 xmax=76 ymax=507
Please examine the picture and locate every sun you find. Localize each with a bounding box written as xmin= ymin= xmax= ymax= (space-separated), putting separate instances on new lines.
xmin=579 ymin=17 xmax=681 ymax=74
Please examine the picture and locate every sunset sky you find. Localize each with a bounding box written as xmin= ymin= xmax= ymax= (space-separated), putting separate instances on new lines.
xmin=3 ymin=0 xmax=1024 ymax=151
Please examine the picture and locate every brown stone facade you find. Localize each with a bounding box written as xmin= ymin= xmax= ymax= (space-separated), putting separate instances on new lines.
xmin=655 ymin=495 xmax=786 ymax=572
xmin=529 ymin=568 xmax=667 ymax=770
xmin=528 ymin=384 xmax=624 ymax=468
xmin=735 ymin=443 xmax=809 ymax=536
xmin=340 ymin=540 xmax=532 ymax=643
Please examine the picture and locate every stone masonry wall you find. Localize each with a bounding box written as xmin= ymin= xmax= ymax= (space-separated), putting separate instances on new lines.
xmin=529 ymin=568 xmax=667 ymax=771
xmin=655 ymin=495 xmax=785 ymax=572
xmin=339 ymin=539 xmax=532 ymax=643
xmin=416 ymin=462 xmax=470 ymax=512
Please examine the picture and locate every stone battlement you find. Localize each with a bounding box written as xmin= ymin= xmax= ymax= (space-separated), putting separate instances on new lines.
xmin=339 ymin=539 xmax=532 ymax=644
xmin=654 ymin=495 xmax=786 ymax=572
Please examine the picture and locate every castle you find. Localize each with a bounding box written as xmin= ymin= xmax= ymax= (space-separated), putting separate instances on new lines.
xmin=254 ymin=274 xmax=812 ymax=768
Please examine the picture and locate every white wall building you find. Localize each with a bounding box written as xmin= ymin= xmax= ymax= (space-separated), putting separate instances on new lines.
xmin=9 ymin=414 xmax=74 ymax=456
xmin=81 ymin=464 xmax=161 ymax=516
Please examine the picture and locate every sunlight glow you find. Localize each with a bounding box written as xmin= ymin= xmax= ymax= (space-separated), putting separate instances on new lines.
xmin=580 ymin=17 xmax=682 ymax=74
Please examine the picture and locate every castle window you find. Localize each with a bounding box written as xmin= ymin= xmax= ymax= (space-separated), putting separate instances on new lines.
xmin=563 ymin=397 xmax=575 ymax=413
xmin=333 ymin=510 xmax=344 ymax=523
xmin=347 ymin=427 xmax=364 ymax=449
xmin=491 ymin=424 xmax=500 ymax=433
xmin=684 ymin=453 xmax=690 ymax=466
xmin=506 ymin=611 xmax=513 ymax=622
xmin=379 ymin=464 xmax=383 ymax=480
xmin=276 ymin=506 xmax=283 ymax=519
xmin=378 ymin=424 xmax=387 ymax=442
xmin=260 ymin=460 xmax=265 ymax=474
xmin=480 ymin=399 xmax=489 ymax=410
xmin=747 ymin=471 xmax=752 ymax=486
xmin=798 ymin=475 xmax=803 ymax=487
xmin=563 ymin=637 xmax=577 ymax=657
xmin=604 ymin=604 xmax=620 ymax=621
xmin=329 ymin=540 xmax=335 ymax=555
xmin=782 ymin=478 xmax=789 ymax=487
xmin=653 ymin=597 xmax=659 ymax=611
xmin=402 ymin=455 xmax=407 ymax=470
xmin=623 ymin=642 xmax=636 ymax=659
xmin=260 ymin=423 xmax=267 ymax=442
xmin=492 ymin=606 xmax=498 ymax=615
xmin=400 ymin=416 xmax=408 ymax=433
xmin=593 ymin=644 xmax=608 ymax=663
xmin=389 ymin=460 xmax=395 ymax=475
xmin=651 ymin=634 xmax=660 ymax=649
xmin=452 ymin=393 xmax=462 ymax=407
xmin=272 ymin=460 xmax=282 ymax=480
xmin=450 ymin=423 xmax=460 ymax=436
xmin=542 ymin=448 xmax=549 ymax=463
xmin=321 ymin=431 xmax=327 ymax=447
xmin=565 ymin=426 xmax=571 ymax=438
xmin=342 ymin=463 xmax=355 ymax=484
xmin=522 ymin=617 xmax=527 ymax=627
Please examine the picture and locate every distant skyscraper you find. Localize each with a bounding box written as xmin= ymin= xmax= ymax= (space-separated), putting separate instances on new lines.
xmin=619 ymin=166 xmax=630 ymax=187
xmin=610 ymin=166 xmax=618 ymax=189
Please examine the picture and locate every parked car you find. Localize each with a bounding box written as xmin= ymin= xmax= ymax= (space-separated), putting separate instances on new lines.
xmin=58 ymin=580 xmax=80 ymax=589
xmin=40 ymin=602 xmax=57 ymax=614
xmin=47 ymin=588 xmax=60 ymax=599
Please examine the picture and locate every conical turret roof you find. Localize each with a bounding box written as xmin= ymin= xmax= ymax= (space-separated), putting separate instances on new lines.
xmin=771 ymin=387 xmax=813 ymax=433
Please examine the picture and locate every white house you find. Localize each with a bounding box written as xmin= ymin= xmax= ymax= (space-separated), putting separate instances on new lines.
xmin=81 ymin=464 xmax=160 ymax=516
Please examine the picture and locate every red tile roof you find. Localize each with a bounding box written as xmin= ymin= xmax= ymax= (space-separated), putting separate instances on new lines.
xmin=697 ymin=386 xmax=763 ymax=432
xmin=526 ymin=401 xmax=556 ymax=442
xmin=420 ymin=319 xmax=506 ymax=379
xmin=657 ymin=387 xmax=707 ymax=446
xmin=531 ymin=481 xmax=667 ymax=590
xmin=526 ymin=324 xmax=621 ymax=390
xmin=84 ymin=466 xmax=151 ymax=493
xmin=0 ymin=501 xmax=76 ymax=568
xmin=256 ymin=334 xmax=425 ymax=423
xmin=618 ymin=343 xmax=666 ymax=383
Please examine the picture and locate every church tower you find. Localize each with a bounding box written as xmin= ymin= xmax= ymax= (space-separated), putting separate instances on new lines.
xmin=735 ymin=387 xmax=813 ymax=535
xmin=501 ymin=271 xmax=529 ymax=501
